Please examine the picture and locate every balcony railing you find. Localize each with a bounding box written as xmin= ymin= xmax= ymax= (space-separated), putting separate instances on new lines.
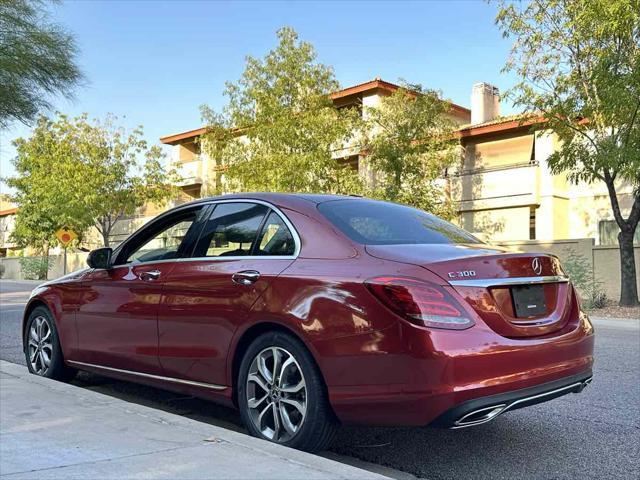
xmin=172 ymin=157 xmax=203 ymax=187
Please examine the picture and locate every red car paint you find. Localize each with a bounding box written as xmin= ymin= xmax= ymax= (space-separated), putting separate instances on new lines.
xmin=22 ymin=193 xmax=594 ymax=426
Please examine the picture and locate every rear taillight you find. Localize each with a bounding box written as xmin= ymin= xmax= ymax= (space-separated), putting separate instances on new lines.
xmin=365 ymin=276 xmax=475 ymax=330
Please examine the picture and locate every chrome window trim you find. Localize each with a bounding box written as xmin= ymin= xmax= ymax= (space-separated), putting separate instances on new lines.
xmin=202 ymin=198 xmax=301 ymax=259
xmin=67 ymin=360 xmax=227 ymax=391
xmin=448 ymin=275 xmax=569 ymax=288
xmin=108 ymin=198 xmax=301 ymax=269
xmin=110 ymin=258 xmax=184 ymax=269
xmin=178 ymin=255 xmax=297 ymax=263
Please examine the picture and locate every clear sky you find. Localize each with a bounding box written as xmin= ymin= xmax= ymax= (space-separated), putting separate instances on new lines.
xmin=0 ymin=0 xmax=518 ymax=186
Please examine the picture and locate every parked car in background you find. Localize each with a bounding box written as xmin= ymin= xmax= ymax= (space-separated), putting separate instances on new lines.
xmin=23 ymin=193 xmax=594 ymax=451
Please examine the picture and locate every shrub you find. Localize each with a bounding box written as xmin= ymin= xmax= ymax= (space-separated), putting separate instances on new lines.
xmin=19 ymin=256 xmax=51 ymax=280
xmin=562 ymin=251 xmax=607 ymax=309
xmin=0 ymin=263 xmax=5 ymax=279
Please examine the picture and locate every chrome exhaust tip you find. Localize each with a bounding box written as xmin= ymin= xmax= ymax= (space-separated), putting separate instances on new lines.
xmin=452 ymin=404 xmax=507 ymax=428
xmin=450 ymin=378 xmax=593 ymax=429
xmin=576 ymin=377 xmax=593 ymax=392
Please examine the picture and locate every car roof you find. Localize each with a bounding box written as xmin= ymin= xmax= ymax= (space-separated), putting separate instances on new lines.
xmin=177 ymin=192 xmax=359 ymax=209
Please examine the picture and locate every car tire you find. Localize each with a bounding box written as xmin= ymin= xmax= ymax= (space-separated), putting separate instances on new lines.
xmin=24 ymin=306 xmax=77 ymax=382
xmin=237 ymin=331 xmax=338 ymax=452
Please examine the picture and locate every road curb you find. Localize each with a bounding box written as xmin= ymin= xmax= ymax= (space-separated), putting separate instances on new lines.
xmin=0 ymin=360 xmax=390 ymax=479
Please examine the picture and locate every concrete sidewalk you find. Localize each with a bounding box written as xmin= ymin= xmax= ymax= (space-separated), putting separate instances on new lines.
xmin=0 ymin=361 xmax=388 ymax=480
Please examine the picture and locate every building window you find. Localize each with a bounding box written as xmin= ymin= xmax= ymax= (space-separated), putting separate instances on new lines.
xmin=598 ymin=219 xmax=640 ymax=245
xmin=337 ymin=155 xmax=359 ymax=172
xmin=529 ymin=206 xmax=536 ymax=240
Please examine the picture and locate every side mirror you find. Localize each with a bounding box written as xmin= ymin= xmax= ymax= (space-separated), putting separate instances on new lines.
xmin=87 ymin=248 xmax=113 ymax=269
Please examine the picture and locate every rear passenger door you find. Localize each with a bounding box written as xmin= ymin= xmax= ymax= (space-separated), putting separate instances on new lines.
xmin=158 ymin=201 xmax=298 ymax=387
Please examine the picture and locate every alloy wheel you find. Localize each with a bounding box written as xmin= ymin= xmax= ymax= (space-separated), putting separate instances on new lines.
xmin=27 ymin=316 xmax=53 ymax=375
xmin=246 ymin=346 xmax=307 ymax=442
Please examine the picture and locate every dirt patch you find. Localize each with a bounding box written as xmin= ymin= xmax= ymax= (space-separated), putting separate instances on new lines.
xmin=586 ymin=304 xmax=640 ymax=319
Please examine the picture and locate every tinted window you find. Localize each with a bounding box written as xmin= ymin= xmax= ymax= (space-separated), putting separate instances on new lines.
xmin=121 ymin=210 xmax=199 ymax=264
xmin=255 ymin=212 xmax=295 ymax=256
xmin=193 ymin=203 xmax=268 ymax=257
xmin=318 ymin=199 xmax=480 ymax=245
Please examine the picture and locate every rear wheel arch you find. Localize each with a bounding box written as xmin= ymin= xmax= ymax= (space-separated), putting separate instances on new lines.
xmin=229 ymin=322 xmax=328 ymax=408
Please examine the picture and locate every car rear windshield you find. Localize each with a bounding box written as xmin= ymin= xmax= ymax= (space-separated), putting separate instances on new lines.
xmin=317 ymin=199 xmax=481 ymax=245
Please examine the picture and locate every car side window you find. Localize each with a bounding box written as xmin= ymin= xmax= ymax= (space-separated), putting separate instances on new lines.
xmin=120 ymin=209 xmax=200 ymax=265
xmin=255 ymin=211 xmax=295 ymax=256
xmin=193 ymin=203 xmax=268 ymax=258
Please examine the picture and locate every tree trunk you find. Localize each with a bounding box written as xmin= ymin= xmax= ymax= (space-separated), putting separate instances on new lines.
xmin=98 ymin=217 xmax=111 ymax=248
xmin=42 ymin=252 xmax=49 ymax=281
xmin=40 ymin=244 xmax=50 ymax=281
xmin=602 ymin=171 xmax=639 ymax=306
xmin=618 ymin=229 xmax=639 ymax=306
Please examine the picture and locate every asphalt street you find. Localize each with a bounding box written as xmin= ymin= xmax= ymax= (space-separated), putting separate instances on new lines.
xmin=1 ymin=280 xmax=638 ymax=480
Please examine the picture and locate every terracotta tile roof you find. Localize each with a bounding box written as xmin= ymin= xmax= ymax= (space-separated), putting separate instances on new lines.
xmin=330 ymin=78 xmax=471 ymax=117
xmin=0 ymin=207 xmax=18 ymax=216
xmin=458 ymin=113 xmax=530 ymax=130
xmin=456 ymin=113 xmax=545 ymax=139
xmin=160 ymin=78 xmax=472 ymax=145
xmin=159 ymin=127 xmax=208 ymax=145
xmin=329 ymin=78 xmax=404 ymax=99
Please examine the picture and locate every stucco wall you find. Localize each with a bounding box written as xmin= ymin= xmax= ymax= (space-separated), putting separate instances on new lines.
xmin=461 ymin=206 xmax=531 ymax=242
xmin=497 ymin=238 xmax=640 ymax=302
xmin=593 ymin=244 xmax=640 ymax=301
xmin=0 ymin=252 xmax=89 ymax=281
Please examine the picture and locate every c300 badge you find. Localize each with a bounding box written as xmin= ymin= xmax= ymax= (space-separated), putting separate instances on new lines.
xmin=448 ymin=270 xmax=476 ymax=279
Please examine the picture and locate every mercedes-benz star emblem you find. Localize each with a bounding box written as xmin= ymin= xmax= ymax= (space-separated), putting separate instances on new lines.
xmin=532 ymin=257 xmax=542 ymax=275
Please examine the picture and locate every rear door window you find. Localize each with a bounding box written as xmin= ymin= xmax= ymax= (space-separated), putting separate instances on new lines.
xmin=255 ymin=211 xmax=295 ymax=256
xmin=193 ymin=202 xmax=268 ymax=257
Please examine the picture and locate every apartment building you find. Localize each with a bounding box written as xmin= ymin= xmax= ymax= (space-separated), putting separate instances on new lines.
xmin=1 ymin=78 xmax=635 ymax=258
xmin=160 ymin=78 xmax=638 ymax=245
xmin=0 ymin=195 xmax=17 ymax=257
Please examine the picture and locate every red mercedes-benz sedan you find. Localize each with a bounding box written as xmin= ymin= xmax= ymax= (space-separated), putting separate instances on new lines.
xmin=23 ymin=193 xmax=594 ymax=451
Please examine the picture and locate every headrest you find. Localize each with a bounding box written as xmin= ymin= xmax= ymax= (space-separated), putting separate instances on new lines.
xmin=223 ymin=225 xmax=255 ymax=244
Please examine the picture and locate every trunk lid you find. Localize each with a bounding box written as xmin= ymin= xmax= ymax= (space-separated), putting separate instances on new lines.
xmin=366 ymin=244 xmax=575 ymax=338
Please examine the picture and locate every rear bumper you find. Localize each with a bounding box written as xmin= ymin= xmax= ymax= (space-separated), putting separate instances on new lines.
xmin=430 ymin=370 xmax=593 ymax=428
xmin=321 ymin=313 xmax=595 ymax=427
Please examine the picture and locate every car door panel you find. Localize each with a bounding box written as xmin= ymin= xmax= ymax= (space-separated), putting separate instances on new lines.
xmin=75 ymin=205 xmax=207 ymax=375
xmin=158 ymin=258 xmax=294 ymax=385
xmin=76 ymin=262 xmax=176 ymax=373
xmin=157 ymin=202 xmax=298 ymax=386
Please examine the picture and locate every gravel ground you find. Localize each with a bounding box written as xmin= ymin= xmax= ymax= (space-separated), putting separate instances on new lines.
xmin=586 ymin=304 xmax=640 ymax=320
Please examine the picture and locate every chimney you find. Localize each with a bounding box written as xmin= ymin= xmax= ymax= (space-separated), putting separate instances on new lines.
xmin=471 ymin=83 xmax=500 ymax=124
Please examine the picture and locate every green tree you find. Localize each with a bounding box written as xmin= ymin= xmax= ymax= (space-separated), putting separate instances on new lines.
xmin=0 ymin=0 xmax=83 ymax=128
xmin=496 ymin=0 xmax=640 ymax=306
xmin=362 ymin=83 xmax=458 ymax=217
xmin=200 ymin=27 xmax=363 ymax=195
xmin=7 ymin=114 xmax=177 ymax=248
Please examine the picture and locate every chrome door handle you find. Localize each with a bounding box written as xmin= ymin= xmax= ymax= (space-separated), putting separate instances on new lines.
xmin=140 ymin=269 xmax=161 ymax=281
xmin=232 ymin=270 xmax=260 ymax=285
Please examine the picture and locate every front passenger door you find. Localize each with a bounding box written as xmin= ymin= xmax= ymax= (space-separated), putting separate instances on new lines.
xmin=76 ymin=206 xmax=206 ymax=374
